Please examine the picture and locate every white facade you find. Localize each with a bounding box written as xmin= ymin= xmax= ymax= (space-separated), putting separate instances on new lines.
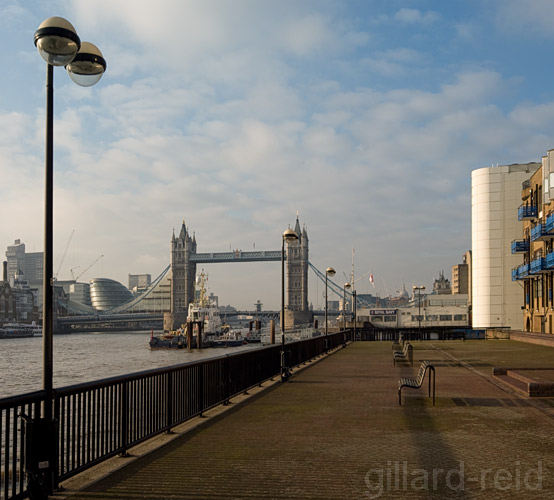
xmin=471 ymin=163 xmax=539 ymax=329
xmin=356 ymin=296 xmax=469 ymax=329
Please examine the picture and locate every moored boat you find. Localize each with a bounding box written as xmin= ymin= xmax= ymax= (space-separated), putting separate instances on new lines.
xmin=149 ymin=271 xmax=223 ymax=349
xmin=0 ymin=323 xmax=38 ymax=339
xmin=212 ymin=330 xmax=247 ymax=347
xmin=149 ymin=330 xmax=187 ymax=349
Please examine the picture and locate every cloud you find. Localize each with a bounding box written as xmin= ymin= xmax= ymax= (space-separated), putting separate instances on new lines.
xmin=1 ymin=0 xmax=552 ymax=309
xmin=494 ymin=0 xmax=554 ymax=38
xmin=393 ymin=8 xmax=441 ymax=25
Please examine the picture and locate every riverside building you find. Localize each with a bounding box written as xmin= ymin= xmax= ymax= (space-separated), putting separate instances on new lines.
xmin=471 ymin=161 xmax=540 ymax=330
xmin=512 ymin=149 xmax=554 ymax=333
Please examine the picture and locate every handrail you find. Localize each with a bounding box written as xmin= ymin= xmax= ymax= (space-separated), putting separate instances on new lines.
xmin=0 ymin=331 xmax=349 ymax=500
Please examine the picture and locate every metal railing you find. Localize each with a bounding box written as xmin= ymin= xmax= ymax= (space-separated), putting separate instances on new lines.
xmin=1 ymin=332 xmax=348 ymax=500
xmin=356 ymin=327 xmax=476 ymax=341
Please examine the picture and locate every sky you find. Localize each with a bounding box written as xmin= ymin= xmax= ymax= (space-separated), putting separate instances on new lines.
xmin=0 ymin=0 xmax=553 ymax=311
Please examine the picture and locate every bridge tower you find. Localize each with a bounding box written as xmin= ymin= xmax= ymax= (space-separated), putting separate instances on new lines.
xmin=285 ymin=215 xmax=312 ymax=328
xmin=163 ymin=220 xmax=197 ymax=331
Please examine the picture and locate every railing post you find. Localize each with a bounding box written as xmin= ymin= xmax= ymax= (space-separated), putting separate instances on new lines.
xmin=53 ymin=393 xmax=61 ymax=491
xmin=166 ymin=371 xmax=173 ymax=433
xmin=224 ymin=355 xmax=230 ymax=405
xmin=120 ymin=382 xmax=128 ymax=457
xmin=198 ymin=364 xmax=204 ymax=417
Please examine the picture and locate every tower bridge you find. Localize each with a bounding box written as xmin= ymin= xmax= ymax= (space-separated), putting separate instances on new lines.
xmin=58 ymin=216 xmax=374 ymax=331
xmin=163 ymin=217 xmax=310 ymax=331
xmin=191 ymin=250 xmax=282 ymax=263
xmin=59 ymin=216 xmax=312 ymax=331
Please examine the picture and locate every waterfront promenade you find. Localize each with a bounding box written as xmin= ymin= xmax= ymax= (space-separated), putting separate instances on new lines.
xmin=55 ymin=340 xmax=554 ymax=499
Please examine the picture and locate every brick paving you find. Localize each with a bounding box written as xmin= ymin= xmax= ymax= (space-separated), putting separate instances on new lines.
xmin=55 ymin=340 xmax=554 ymax=500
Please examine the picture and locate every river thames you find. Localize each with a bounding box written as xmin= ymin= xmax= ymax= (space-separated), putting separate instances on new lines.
xmin=0 ymin=331 xmax=261 ymax=399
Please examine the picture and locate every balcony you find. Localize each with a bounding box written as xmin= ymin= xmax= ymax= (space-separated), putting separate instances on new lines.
xmin=531 ymin=224 xmax=543 ymax=242
xmin=530 ymin=257 xmax=547 ymax=274
xmin=547 ymin=251 xmax=554 ymax=269
xmin=511 ymin=239 xmax=529 ymax=253
xmin=518 ymin=204 xmax=537 ymax=221
xmin=545 ymin=212 xmax=554 ymax=233
xmin=512 ymin=263 xmax=531 ymax=280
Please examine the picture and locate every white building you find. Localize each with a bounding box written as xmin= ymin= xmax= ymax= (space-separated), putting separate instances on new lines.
xmin=471 ymin=163 xmax=540 ymax=329
xmin=356 ymin=294 xmax=469 ymax=329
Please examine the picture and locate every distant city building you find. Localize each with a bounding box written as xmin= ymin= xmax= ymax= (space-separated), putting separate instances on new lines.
xmin=5 ymin=240 xmax=43 ymax=283
xmin=129 ymin=273 xmax=151 ymax=293
xmin=89 ymin=278 xmax=134 ymax=311
xmin=0 ymin=260 xmax=39 ymax=324
xmin=451 ymin=255 xmax=469 ymax=295
xmin=5 ymin=239 xmax=44 ymax=307
xmin=512 ymin=149 xmax=554 ymax=333
xmin=12 ymin=273 xmax=39 ymax=322
xmin=357 ymin=293 xmax=469 ymax=329
xmin=0 ymin=262 xmax=16 ymax=324
xmin=389 ymin=286 xmax=410 ymax=307
xmin=69 ymin=282 xmax=92 ymax=306
xmin=472 ymin=162 xmax=540 ymax=330
xmin=432 ymin=271 xmax=451 ymax=295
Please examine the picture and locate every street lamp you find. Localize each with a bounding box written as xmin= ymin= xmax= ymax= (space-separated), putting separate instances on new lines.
xmin=280 ymin=227 xmax=298 ymax=381
xmin=343 ymin=283 xmax=351 ymax=330
xmin=325 ymin=267 xmax=336 ymax=351
xmin=342 ymin=282 xmax=351 ymax=347
xmin=413 ymin=285 xmax=426 ymax=339
xmin=34 ymin=16 xmax=105 ymax=491
xmin=352 ymin=289 xmax=357 ymax=340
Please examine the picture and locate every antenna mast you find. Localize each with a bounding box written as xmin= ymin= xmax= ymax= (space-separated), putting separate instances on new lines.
xmin=351 ymin=248 xmax=355 ymax=291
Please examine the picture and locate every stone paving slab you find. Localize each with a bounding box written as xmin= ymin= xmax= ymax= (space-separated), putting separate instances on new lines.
xmin=54 ymin=340 xmax=554 ymax=500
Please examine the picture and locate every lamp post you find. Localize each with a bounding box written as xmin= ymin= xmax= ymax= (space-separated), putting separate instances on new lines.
xmin=325 ymin=267 xmax=336 ymax=352
xmin=280 ymin=228 xmax=298 ymax=382
xmin=352 ymin=289 xmax=357 ymax=341
xmin=342 ymin=282 xmax=351 ymax=330
xmin=342 ymin=282 xmax=351 ymax=346
xmin=34 ymin=17 xmax=105 ymax=492
xmin=413 ymin=285 xmax=425 ymax=340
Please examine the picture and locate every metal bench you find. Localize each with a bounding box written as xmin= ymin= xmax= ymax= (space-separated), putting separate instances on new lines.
xmin=392 ymin=334 xmax=404 ymax=350
xmin=398 ymin=360 xmax=435 ymax=406
xmin=393 ymin=341 xmax=413 ymax=366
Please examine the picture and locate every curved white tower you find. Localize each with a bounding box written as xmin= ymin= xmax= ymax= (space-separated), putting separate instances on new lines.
xmin=471 ymin=163 xmax=539 ymax=329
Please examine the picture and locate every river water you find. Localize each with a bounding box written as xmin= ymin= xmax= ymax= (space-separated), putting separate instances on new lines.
xmin=0 ymin=331 xmax=262 ymax=399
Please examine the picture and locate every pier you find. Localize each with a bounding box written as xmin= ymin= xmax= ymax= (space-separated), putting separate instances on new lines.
xmin=47 ymin=338 xmax=554 ymax=499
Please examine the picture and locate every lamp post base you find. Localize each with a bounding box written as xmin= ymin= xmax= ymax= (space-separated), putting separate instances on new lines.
xmin=280 ymin=350 xmax=290 ymax=382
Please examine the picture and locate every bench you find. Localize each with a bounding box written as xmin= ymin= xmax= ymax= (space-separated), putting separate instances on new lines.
xmin=393 ymin=341 xmax=413 ymax=366
xmin=398 ymin=361 xmax=435 ymax=406
xmin=392 ymin=334 xmax=404 ymax=350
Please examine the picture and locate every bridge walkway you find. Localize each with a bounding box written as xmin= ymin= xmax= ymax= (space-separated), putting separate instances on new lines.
xmin=55 ymin=340 xmax=554 ymax=499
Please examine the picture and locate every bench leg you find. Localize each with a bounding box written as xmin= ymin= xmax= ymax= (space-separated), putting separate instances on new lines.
xmin=428 ymin=368 xmax=436 ymax=406
xmin=433 ymin=368 xmax=435 ymax=406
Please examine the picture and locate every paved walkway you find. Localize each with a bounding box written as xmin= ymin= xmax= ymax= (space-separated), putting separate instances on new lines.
xmin=55 ymin=340 xmax=554 ymax=499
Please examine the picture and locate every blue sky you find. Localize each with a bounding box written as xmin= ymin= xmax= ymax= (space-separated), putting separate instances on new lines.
xmin=0 ymin=0 xmax=553 ymax=309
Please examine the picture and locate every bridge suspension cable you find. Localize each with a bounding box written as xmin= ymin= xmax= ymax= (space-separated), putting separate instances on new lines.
xmin=308 ymin=261 xmax=372 ymax=308
xmin=107 ymin=264 xmax=171 ymax=314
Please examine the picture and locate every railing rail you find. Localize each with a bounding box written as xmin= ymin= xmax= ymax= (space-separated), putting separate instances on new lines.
xmin=1 ymin=332 xmax=348 ymax=500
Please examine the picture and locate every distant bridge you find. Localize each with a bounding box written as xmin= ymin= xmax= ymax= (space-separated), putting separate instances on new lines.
xmin=57 ymin=254 xmax=359 ymax=330
xmin=192 ymin=250 xmax=282 ymax=263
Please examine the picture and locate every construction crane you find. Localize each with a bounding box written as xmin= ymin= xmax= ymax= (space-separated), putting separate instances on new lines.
xmin=54 ymin=229 xmax=75 ymax=280
xmin=70 ymin=266 xmax=80 ymax=281
xmin=74 ymin=255 xmax=104 ymax=282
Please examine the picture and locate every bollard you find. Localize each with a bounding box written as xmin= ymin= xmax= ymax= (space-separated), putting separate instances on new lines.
xmin=270 ymin=319 xmax=275 ymax=344
xmin=186 ymin=321 xmax=192 ymax=350
xmin=197 ymin=320 xmax=202 ymax=349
